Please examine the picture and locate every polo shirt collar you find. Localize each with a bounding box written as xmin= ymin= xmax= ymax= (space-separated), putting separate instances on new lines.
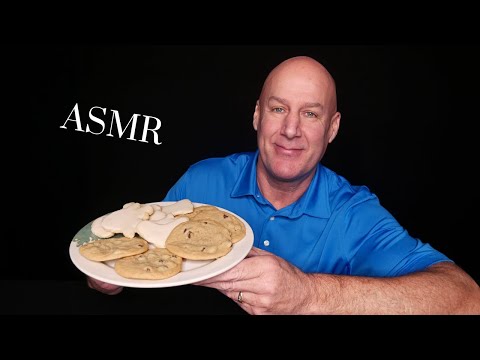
xmin=231 ymin=150 xmax=259 ymax=198
xmin=231 ymin=150 xmax=331 ymax=219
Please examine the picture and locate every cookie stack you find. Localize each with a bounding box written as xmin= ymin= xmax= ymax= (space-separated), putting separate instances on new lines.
xmin=78 ymin=201 xmax=246 ymax=280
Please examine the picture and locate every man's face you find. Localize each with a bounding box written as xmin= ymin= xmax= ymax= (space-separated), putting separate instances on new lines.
xmin=253 ymin=65 xmax=340 ymax=183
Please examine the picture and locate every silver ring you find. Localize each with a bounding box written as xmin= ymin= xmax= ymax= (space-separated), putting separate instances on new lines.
xmin=237 ymin=291 xmax=243 ymax=303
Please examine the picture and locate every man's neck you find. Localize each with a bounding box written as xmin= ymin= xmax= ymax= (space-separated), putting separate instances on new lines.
xmin=256 ymin=165 xmax=316 ymax=210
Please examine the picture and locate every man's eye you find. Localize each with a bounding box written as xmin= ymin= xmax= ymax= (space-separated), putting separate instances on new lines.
xmin=304 ymin=111 xmax=317 ymax=118
xmin=272 ymin=108 xmax=285 ymax=113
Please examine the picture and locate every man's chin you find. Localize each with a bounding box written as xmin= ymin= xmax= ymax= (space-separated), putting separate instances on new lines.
xmin=268 ymin=161 xmax=317 ymax=183
xmin=270 ymin=168 xmax=306 ymax=183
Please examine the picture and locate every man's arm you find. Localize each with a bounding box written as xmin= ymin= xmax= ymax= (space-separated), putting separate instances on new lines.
xmin=197 ymin=249 xmax=480 ymax=314
xmin=304 ymin=261 xmax=479 ymax=314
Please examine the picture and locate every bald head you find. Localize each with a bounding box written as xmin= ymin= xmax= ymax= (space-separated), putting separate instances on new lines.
xmin=260 ymin=56 xmax=338 ymax=114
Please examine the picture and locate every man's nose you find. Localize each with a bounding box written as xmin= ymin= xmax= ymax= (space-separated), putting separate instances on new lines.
xmin=281 ymin=112 xmax=301 ymax=138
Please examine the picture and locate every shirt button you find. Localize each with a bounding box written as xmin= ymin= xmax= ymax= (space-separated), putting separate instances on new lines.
xmin=263 ymin=240 xmax=270 ymax=246
xmin=270 ymin=216 xmax=275 ymax=221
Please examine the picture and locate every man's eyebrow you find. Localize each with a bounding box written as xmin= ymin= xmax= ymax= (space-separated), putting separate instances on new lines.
xmin=268 ymin=96 xmax=289 ymax=105
xmin=268 ymin=96 xmax=323 ymax=109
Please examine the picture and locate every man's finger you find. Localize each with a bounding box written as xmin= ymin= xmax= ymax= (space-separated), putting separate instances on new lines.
xmin=194 ymin=256 xmax=260 ymax=286
xmin=246 ymin=246 xmax=272 ymax=257
xmin=87 ymin=277 xmax=123 ymax=295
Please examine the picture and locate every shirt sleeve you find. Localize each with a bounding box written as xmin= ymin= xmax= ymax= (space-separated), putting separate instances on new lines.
xmin=343 ymin=194 xmax=452 ymax=277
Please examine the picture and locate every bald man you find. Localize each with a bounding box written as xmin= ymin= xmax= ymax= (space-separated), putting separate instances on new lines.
xmin=88 ymin=56 xmax=480 ymax=314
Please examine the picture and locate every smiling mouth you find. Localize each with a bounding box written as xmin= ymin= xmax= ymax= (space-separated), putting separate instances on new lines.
xmin=274 ymin=144 xmax=303 ymax=156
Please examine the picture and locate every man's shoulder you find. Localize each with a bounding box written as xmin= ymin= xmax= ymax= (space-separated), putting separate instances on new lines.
xmin=320 ymin=165 xmax=376 ymax=205
xmin=189 ymin=151 xmax=254 ymax=170
xmin=321 ymin=165 xmax=360 ymax=190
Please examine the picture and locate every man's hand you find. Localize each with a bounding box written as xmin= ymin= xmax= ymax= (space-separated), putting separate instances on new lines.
xmin=87 ymin=276 xmax=124 ymax=295
xmin=195 ymin=247 xmax=314 ymax=314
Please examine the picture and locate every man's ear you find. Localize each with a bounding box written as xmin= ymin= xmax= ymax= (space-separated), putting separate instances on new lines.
xmin=253 ymin=100 xmax=260 ymax=131
xmin=328 ymin=112 xmax=341 ymax=143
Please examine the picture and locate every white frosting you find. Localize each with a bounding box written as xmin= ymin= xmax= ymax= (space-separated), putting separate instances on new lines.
xmin=91 ymin=215 xmax=115 ymax=238
xmin=136 ymin=216 xmax=189 ymax=248
xmin=150 ymin=210 xmax=167 ymax=221
xmin=101 ymin=202 xmax=154 ymax=238
xmin=91 ymin=200 xmax=194 ymax=245
xmin=150 ymin=213 xmax=175 ymax=224
xmin=161 ymin=199 xmax=194 ymax=216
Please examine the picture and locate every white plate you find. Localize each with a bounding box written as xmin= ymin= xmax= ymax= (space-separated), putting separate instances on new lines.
xmin=69 ymin=202 xmax=254 ymax=288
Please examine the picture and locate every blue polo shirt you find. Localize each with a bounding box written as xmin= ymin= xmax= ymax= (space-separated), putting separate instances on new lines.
xmin=163 ymin=151 xmax=450 ymax=276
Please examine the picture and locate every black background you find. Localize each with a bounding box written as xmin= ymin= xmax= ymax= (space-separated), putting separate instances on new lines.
xmin=4 ymin=44 xmax=479 ymax=314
